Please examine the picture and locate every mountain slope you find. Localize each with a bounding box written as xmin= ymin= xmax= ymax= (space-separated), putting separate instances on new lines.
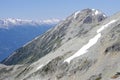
xmin=1 ymin=9 xmax=120 ymax=80
xmin=0 ymin=18 xmax=59 ymax=61
xmin=20 ymin=10 xmax=120 ymax=80
xmin=2 ymin=8 xmax=106 ymax=65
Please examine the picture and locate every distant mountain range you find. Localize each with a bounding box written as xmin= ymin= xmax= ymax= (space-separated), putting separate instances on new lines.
xmin=0 ymin=18 xmax=60 ymax=61
xmin=1 ymin=9 xmax=120 ymax=80
xmin=0 ymin=18 xmax=60 ymax=28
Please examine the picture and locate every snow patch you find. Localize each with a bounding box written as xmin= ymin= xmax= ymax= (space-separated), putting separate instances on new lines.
xmin=64 ymin=33 xmax=101 ymax=63
xmin=33 ymin=61 xmax=50 ymax=73
xmin=92 ymin=9 xmax=104 ymax=16
xmin=97 ymin=20 xmax=116 ymax=33
xmin=95 ymin=10 xmax=99 ymax=15
xmin=103 ymin=14 xmax=107 ymax=17
xmin=64 ymin=20 xmax=117 ymax=63
xmin=92 ymin=9 xmax=100 ymax=15
xmin=36 ymin=64 xmax=44 ymax=70
xmin=74 ymin=11 xmax=80 ymax=18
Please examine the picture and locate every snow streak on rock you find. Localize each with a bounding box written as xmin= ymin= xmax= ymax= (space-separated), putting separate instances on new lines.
xmin=36 ymin=64 xmax=44 ymax=71
xmin=97 ymin=20 xmax=116 ymax=33
xmin=74 ymin=11 xmax=80 ymax=19
xmin=64 ymin=20 xmax=117 ymax=63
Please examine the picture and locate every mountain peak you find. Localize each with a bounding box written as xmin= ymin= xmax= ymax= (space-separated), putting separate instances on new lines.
xmin=2 ymin=9 xmax=107 ymax=65
xmin=91 ymin=9 xmax=107 ymax=17
xmin=1 ymin=9 xmax=120 ymax=80
xmin=74 ymin=8 xmax=107 ymax=18
xmin=71 ymin=8 xmax=107 ymax=24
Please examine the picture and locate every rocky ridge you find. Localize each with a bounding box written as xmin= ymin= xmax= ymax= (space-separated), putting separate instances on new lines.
xmin=2 ymin=8 xmax=107 ymax=65
xmin=1 ymin=9 xmax=120 ymax=80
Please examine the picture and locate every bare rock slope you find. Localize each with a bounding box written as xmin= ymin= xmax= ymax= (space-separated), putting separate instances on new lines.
xmin=1 ymin=9 xmax=120 ymax=80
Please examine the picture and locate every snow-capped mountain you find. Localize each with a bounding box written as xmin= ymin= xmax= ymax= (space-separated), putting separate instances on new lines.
xmin=2 ymin=8 xmax=107 ymax=65
xmin=73 ymin=9 xmax=106 ymax=18
xmin=0 ymin=18 xmax=60 ymax=29
xmin=1 ymin=8 xmax=120 ymax=80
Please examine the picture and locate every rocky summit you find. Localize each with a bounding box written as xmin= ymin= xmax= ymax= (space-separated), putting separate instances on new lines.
xmin=0 ymin=8 xmax=120 ymax=80
xmin=2 ymin=8 xmax=107 ymax=65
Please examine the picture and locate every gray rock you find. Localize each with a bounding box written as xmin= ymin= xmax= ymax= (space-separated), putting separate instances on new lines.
xmin=1 ymin=9 xmax=120 ymax=80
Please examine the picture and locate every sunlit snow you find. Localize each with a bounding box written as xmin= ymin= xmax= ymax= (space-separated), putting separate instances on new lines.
xmin=95 ymin=10 xmax=99 ymax=15
xmin=74 ymin=11 xmax=80 ymax=18
xmin=36 ymin=64 xmax=44 ymax=70
xmin=64 ymin=20 xmax=117 ymax=63
xmin=64 ymin=33 xmax=101 ymax=63
xmin=97 ymin=20 xmax=116 ymax=33
xmin=92 ymin=9 xmax=101 ymax=15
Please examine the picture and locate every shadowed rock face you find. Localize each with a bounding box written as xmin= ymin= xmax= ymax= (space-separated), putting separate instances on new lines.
xmin=1 ymin=9 xmax=120 ymax=80
xmin=83 ymin=16 xmax=93 ymax=23
xmin=105 ymin=43 xmax=120 ymax=53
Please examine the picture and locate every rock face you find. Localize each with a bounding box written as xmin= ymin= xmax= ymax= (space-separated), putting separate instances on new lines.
xmin=1 ymin=8 xmax=120 ymax=80
xmin=2 ymin=8 xmax=107 ymax=65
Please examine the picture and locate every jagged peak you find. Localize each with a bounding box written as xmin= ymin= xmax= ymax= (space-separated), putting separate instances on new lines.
xmin=73 ymin=8 xmax=107 ymax=19
xmin=91 ymin=9 xmax=107 ymax=17
xmin=71 ymin=8 xmax=107 ymax=24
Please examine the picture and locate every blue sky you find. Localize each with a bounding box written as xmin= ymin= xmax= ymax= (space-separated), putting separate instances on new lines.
xmin=0 ymin=0 xmax=120 ymax=20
